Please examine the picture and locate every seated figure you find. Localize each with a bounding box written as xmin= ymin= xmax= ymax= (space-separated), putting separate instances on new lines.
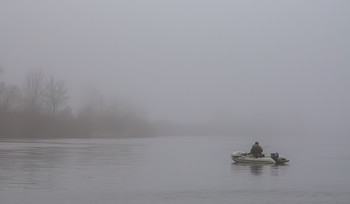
xmin=250 ymin=142 xmax=263 ymax=158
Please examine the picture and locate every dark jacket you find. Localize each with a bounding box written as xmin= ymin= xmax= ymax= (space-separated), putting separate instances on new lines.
xmin=250 ymin=144 xmax=263 ymax=155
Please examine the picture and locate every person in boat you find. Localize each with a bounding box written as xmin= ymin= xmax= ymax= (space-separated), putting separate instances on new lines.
xmin=250 ymin=142 xmax=263 ymax=158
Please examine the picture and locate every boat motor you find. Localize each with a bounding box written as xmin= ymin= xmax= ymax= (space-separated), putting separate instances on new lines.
xmin=270 ymin=153 xmax=279 ymax=161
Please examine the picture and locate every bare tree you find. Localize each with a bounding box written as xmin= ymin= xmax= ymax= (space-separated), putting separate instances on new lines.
xmin=0 ymin=71 xmax=5 ymax=110
xmin=0 ymin=68 xmax=19 ymax=111
xmin=43 ymin=75 xmax=69 ymax=116
xmin=0 ymin=84 xmax=18 ymax=111
xmin=23 ymin=70 xmax=46 ymax=110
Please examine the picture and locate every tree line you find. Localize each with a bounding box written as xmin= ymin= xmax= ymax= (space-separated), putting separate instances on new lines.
xmin=0 ymin=69 xmax=155 ymax=138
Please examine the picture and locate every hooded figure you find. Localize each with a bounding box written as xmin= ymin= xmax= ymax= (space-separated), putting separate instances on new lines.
xmin=250 ymin=142 xmax=263 ymax=157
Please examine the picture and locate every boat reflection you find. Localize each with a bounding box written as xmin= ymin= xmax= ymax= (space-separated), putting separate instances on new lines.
xmin=231 ymin=162 xmax=288 ymax=176
xmin=231 ymin=162 xmax=265 ymax=175
xmin=232 ymin=162 xmax=275 ymax=176
xmin=249 ymin=163 xmax=263 ymax=175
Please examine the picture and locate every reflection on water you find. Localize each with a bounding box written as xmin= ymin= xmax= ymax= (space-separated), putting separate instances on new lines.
xmin=231 ymin=160 xmax=291 ymax=177
xmin=250 ymin=163 xmax=263 ymax=175
xmin=231 ymin=162 xmax=284 ymax=176
xmin=231 ymin=163 xmax=263 ymax=175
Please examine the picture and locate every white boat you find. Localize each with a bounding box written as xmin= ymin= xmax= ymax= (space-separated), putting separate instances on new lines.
xmin=231 ymin=151 xmax=289 ymax=164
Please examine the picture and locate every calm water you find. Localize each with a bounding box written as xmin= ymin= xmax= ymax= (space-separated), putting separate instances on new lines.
xmin=0 ymin=136 xmax=349 ymax=204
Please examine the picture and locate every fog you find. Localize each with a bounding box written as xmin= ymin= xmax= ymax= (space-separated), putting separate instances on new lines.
xmin=1 ymin=0 xmax=350 ymax=138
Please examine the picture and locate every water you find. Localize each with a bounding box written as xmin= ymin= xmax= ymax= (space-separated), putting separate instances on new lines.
xmin=0 ymin=136 xmax=349 ymax=204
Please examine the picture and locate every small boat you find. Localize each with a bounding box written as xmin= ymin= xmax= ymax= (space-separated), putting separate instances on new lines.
xmin=231 ymin=151 xmax=289 ymax=164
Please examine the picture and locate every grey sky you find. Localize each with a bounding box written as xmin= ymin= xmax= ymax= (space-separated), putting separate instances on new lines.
xmin=1 ymin=0 xmax=349 ymax=133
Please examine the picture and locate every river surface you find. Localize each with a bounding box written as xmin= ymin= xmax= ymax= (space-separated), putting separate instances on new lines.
xmin=0 ymin=135 xmax=349 ymax=204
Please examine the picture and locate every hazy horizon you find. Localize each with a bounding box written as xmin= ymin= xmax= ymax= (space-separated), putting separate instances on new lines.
xmin=1 ymin=0 xmax=350 ymax=136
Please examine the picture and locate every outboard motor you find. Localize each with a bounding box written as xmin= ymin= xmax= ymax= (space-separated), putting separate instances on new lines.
xmin=270 ymin=152 xmax=279 ymax=162
xmin=270 ymin=152 xmax=289 ymax=164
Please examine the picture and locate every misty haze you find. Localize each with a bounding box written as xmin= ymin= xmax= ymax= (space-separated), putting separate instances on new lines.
xmin=0 ymin=1 xmax=349 ymax=203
